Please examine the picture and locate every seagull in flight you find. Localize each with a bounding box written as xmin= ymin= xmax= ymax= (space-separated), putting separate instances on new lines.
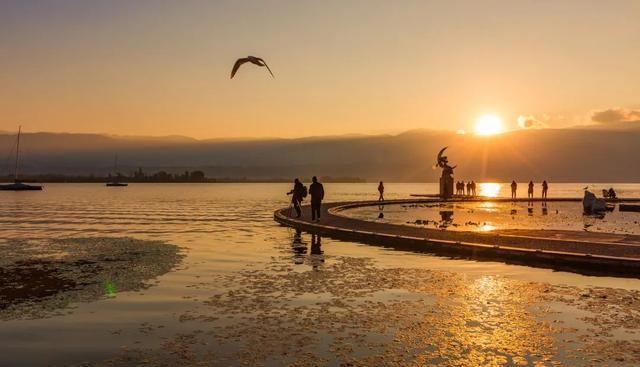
xmin=230 ymin=56 xmax=274 ymax=79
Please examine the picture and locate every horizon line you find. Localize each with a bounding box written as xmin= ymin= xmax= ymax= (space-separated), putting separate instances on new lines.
xmin=0 ymin=124 xmax=625 ymax=141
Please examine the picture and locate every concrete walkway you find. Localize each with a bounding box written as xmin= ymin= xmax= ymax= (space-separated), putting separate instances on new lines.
xmin=274 ymin=199 xmax=640 ymax=276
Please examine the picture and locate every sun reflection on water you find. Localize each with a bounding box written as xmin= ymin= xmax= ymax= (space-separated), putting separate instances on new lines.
xmin=479 ymin=224 xmax=496 ymax=231
xmin=479 ymin=182 xmax=501 ymax=197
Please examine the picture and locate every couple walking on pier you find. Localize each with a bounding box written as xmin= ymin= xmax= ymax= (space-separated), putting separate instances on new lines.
xmin=287 ymin=177 xmax=325 ymax=221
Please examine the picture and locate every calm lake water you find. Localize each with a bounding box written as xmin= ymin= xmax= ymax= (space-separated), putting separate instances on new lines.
xmin=345 ymin=201 xmax=640 ymax=235
xmin=1 ymin=183 xmax=640 ymax=366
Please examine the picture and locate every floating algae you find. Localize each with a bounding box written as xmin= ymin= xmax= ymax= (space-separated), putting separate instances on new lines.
xmin=93 ymin=250 xmax=640 ymax=367
xmin=0 ymin=237 xmax=184 ymax=321
xmin=68 ymin=235 xmax=640 ymax=367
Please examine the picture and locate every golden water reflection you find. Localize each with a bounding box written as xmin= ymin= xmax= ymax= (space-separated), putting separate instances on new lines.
xmin=478 ymin=182 xmax=502 ymax=197
xmin=185 ymin=257 xmax=559 ymax=366
xmin=479 ymin=223 xmax=496 ymax=232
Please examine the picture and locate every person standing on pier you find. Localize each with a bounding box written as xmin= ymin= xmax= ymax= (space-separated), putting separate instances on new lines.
xmin=378 ymin=181 xmax=385 ymax=201
xmin=309 ymin=176 xmax=325 ymax=222
xmin=542 ymin=180 xmax=549 ymax=199
xmin=511 ymin=180 xmax=518 ymax=199
xmin=287 ymin=178 xmax=306 ymax=218
xmin=528 ymin=181 xmax=534 ymax=199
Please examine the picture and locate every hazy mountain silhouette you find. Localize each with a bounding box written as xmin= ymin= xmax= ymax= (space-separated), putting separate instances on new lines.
xmin=1 ymin=128 xmax=639 ymax=182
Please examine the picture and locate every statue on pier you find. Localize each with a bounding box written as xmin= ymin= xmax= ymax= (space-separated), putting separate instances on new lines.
xmin=436 ymin=147 xmax=456 ymax=199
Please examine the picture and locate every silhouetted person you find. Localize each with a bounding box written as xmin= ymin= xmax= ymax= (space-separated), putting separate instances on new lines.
xmin=608 ymin=187 xmax=617 ymax=199
xmin=471 ymin=181 xmax=477 ymax=196
xmin=466 ymin=181 xmax=471 ymax=196
xmin=542 ymin=180 xmax=549 ymax=199
xmin=378 ymin=181 xmax=385 ymax=201
xmin=528 ymin=181 xmax=534 ymax=199
xmin=287 ymin=178 xmax=305 ymax=218
xmin=309 ymin=176 xmax=325 ymax=222
xmin=511 ymin=180 xmax=517 ymax=199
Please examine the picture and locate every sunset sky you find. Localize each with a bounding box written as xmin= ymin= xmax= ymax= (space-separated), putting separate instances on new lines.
xmin=1 ymin=0 xmax=639 ymax=138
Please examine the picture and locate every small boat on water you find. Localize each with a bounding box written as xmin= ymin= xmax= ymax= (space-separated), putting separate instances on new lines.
xmin=0 ymin=126 xmax=42 ymax=191
xmin=105 ymin=154 xmax=128 ymax=187
xmin=0 ymin=182 xmax=43 ymax=191
xmin=106 ymin=182 xmax=128 ymax=187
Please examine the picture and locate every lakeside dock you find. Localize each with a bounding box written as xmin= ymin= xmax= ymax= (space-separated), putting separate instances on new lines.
xmin=275 ymin=198 xmax=640 ymax=276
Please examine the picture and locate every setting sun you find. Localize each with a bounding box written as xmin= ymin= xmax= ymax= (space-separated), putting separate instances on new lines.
xmin=474 ymin=115 xmax=504 ymax=136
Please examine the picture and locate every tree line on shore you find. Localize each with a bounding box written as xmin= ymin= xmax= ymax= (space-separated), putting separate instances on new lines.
xmin=0 ymin=168 xmax=365 ymax=183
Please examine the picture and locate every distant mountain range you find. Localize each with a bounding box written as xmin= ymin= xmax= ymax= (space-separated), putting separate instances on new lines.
xmin=2 ymin=127 xmax=639 ymax=182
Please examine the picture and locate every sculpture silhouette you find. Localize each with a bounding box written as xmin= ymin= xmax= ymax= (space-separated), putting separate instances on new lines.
xmin=435 ymin=147 xmax=456 ymax=199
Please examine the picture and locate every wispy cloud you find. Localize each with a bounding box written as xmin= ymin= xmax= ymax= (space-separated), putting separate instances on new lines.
xmin=591 ymin=108 xmax=640 ymax=124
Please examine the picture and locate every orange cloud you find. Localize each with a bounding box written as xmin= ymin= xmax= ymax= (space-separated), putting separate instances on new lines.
xmin=592 ymin=108 xmax=640 ymax=124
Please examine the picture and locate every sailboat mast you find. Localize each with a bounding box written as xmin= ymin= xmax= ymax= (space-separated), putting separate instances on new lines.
xmin=14 ymin=126 xmax=21 ymax=181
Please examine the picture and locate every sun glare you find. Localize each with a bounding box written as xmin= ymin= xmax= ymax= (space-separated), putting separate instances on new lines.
xmin=474 ymin=115 xmax=504 ymax=136
xmin=478 ymin=182 xmax=501 ymax=197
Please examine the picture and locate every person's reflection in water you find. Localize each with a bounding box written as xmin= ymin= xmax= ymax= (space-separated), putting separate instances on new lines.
xmin=309 ymin=234 xmax=325 ymax=270
xmin=291 ymin=229 xmax=307 ymax=265
xmin=542 ymin=201 xmax=548 ymax=215
xmin=439 ymin=210 xmax=454 ymax=229
xmin=377 ymin=204 xmax=385 ymax=219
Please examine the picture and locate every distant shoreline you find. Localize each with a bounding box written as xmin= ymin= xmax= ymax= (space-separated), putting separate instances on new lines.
xmin=2 ymin=179 xmax=638 ymax=185
xmin=0 ymin=176 xmax=367 ymax=184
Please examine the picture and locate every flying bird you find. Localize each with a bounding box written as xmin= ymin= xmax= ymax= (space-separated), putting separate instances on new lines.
xmin=230 ymin=56 xmax=274 ymax=79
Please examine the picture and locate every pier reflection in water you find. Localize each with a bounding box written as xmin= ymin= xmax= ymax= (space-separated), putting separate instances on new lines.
xmin=290 ymin=229 xmax=325 ymax=269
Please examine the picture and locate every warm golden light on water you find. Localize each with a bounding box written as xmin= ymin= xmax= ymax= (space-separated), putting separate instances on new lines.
xmin=479 ymin=224 xmax=496 ymax=231
xmin=479 ymin=182 xmax=501 ymax=197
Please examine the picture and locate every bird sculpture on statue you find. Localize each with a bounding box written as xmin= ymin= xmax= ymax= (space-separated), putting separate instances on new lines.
xmin=230 ymin=56 xmax=274 ymax=79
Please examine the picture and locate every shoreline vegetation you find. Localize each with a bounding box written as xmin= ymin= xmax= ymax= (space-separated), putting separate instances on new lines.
xmin=0 ymin=172 xmax=366 ymax=184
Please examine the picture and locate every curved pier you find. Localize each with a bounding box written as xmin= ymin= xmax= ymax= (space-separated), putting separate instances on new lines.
xmin=274 ymin=198 xmax=640 ymax=277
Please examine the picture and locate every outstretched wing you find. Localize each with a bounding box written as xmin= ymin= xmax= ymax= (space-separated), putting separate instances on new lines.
xmin=230 ymin=58 xmax=249 ymax=79
xmin=256 ymin=58 xmax=275 ymax=78
xmin=436 ymin=146 xmax=447 ymax=164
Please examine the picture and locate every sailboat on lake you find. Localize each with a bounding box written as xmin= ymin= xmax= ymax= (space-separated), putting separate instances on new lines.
xmin=106 ymin=154 xmax=128 ymax=187
xmin=0 ymin=126 xmax=43 ymax=191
